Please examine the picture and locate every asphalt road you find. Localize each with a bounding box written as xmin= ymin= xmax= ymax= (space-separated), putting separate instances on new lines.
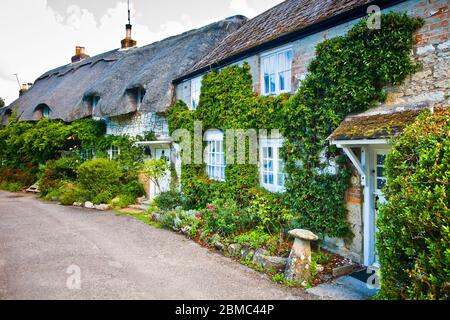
xmin=0 ymin=191 xmax=313 ymax=300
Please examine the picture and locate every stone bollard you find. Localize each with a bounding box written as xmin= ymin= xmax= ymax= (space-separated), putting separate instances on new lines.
xmin=284 ymin=229 xmax=319 ymax=284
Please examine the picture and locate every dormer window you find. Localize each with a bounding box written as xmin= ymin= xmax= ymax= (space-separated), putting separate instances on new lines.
xmin=42 ymin=106 xmax=50 ymax=118
xmin=35 ymin=104 xmax=51 ymax=120
xmin=127 ymin=87 xmax=146 ymax=110
xmin=90 ymin=96 xmax=100 ymax=113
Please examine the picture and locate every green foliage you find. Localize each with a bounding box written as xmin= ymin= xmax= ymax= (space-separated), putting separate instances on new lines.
xmin=0 ymin=97 xmax=4 ymax=108
xmin=93 ymin=191 xmax=114 ymax=205
xmin=0 ymin=181 xmax=24 ymax=192
xmin=141 ymin=159 xmax=170 ymax=192
xmin=199 ymin=200 xmax=253 ymax=236
xmin=378 ymin=109 xmax=450 ymax=300
xmin=233 ymin=229 xmax=279 ymax=254
xmin=0 ymin=118 xmax=105 ymax=168
xmin=0 ymin=166 xmax=35 ymax=187
xmin=58 ymin=182 xmax=78 ymax=206
xmin=272 ymin=273 xmax=302 ymax=287
xmin=282 ymin=13 xmax=424 ymax=237
xmin=38 ymin=158 xmax=81 ymax=196
xmin=154 ymin=190 xmax=183 ymax=211
xmin=110 ymin=194 xmax=136 ymax=209
xmin=246 ymin=188 xmax=293 ymax=234
xmin=121 ymin=180 xmax=145 ymax=199
xmin=77 ymin=158 xmax=122 ymax=201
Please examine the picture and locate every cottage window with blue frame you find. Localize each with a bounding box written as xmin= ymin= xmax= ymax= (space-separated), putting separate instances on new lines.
xmin=205 ymin=130 xmax=225 ymax=181
xmin=260 ymin=138 xmax=285 ymax=193
xmin=190 ymin=76 xmax=202 ymax=110
xmin=109 ymin=146 xmax=120 ymax=160
xmin=261 ymin=47 xmax=293 ymax=96
xmin=42 ymin=105 xmax=50 ymax=118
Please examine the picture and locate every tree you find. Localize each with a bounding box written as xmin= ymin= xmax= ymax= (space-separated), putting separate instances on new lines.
xmin=141 ymin=159 xmax=170 ymax=193
xmin=0 ymin=97 xmax=4 ymax=108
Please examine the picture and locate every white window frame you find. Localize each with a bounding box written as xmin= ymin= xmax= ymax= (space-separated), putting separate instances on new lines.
xmin=205 ymin=130 xmax=225 ymax=181
xmin=260 ymin=138 xmax=285 ymax=193
xmin=260 ymin=46 xmax=293 ymax=96
xmin=109 ymin=145 xmax=120 ymax=160
xmin=190 ymin=76 xmax=203 ymax=110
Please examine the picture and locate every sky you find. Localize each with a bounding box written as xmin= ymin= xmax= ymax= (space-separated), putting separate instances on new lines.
xmin=0 ymin=0 xmax=284 ymax=105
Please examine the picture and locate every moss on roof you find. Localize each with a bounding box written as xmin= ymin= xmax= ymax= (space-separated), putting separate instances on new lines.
xmin=329 ymin=110 xmax=421 ymax=141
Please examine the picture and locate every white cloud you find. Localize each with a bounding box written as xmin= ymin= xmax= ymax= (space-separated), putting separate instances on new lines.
xmin=229 ymin=0 xmax=257 ymax=18
xmin=0 ymin=0 xmax=203 ymax=105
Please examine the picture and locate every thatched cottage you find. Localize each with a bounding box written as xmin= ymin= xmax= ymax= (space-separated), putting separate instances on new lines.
xmin=1 ymin=0 xmax=449 ymax=268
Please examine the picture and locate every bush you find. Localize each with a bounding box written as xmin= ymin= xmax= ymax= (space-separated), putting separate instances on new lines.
xmin=39 ymin=158 xmax=80 ymax=196
xmin=154 ymin=190 xmax=183 ymax=211
xmin=77 ymin=158 xmax=122 ymax=201
xmin=0 ymin=166 xmax=35 ymax=187
xmin=246 ymin=188 xmax=293 ymax=234
xmin=110 ymin=194 xmax=136 ymax=209
xmin=378 ymin=109 xmax=450 ymax=300
xmin=0 ymin=181 xmax=24 ymax=192
xmin=199 ymin=199 xmax=252 ymax=236
xmin=93 ymin=190 xmax=114 ymax=205
xmin=121 ymin=180 xmax=145 ymax=199
xmin=233 ymin=229 xmax=279 ymax=254
xmin=58 ymin=183 xmax=78 ymax=206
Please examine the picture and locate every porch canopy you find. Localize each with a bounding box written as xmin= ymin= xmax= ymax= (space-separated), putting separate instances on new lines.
xmin=328 ymin=101 xmax=430 ymax=182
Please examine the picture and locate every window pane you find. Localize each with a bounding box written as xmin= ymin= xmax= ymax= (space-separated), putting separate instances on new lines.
xmin=278 ymin=173 xmax=285 ymax=187
xmin=377 ymin=179 xmax=386 ymax=190
xmin=377 ymin=155 xmax=386 ymax=166
xmin=279 ymin=72 xmax=285 ymax=91
xmin=377 ymin=166 xmax=384 ymax=178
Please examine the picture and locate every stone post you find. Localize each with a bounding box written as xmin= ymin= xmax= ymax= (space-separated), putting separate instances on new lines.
xmin=284 ymin=229 xmax=319 ymax=284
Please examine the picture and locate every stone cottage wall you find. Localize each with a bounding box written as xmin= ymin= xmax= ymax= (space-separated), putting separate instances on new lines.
xmin=106 ymin=112 xmax=169 ymax=138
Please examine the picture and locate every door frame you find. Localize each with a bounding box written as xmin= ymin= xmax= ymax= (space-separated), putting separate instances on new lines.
xmin=363 ymin=145 xmax=390 ymax=266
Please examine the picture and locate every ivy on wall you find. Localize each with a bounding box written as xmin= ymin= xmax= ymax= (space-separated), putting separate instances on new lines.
xmin=282 ymin=13 xmax=424 ymax=237
xmin=168 ymin=12 xmax=423 ymax=238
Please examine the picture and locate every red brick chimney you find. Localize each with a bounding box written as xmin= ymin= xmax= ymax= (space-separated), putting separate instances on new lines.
xmin=71 ymin=46 xmax=90 ymax=63
xmin=121 ymin=24 xmax=137 ymax=49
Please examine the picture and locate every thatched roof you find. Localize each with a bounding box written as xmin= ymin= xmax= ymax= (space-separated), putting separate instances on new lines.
xmin=5 ymin=16 xmax=247 ymax=123
xmin=177 ymin=0 xmax=378 ymax=81
xmin=328 ymin=101 xmax=433 ymax=141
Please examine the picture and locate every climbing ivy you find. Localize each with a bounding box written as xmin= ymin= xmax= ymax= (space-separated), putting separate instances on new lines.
xmin=281 ymin=13 xmax=424 ymax=237
xmin=168 ymin=13 xmax=423 ymax=238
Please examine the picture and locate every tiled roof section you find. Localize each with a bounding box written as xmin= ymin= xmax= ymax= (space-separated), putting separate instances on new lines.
xmin=188 ymin=0 xmax=373 ymax=73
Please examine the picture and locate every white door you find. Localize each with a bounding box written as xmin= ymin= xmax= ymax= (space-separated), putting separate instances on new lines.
xmin=149 ymin=148 xmax=171 ymax=199
xmin=372 ymin=150 xmax=388 ymax=267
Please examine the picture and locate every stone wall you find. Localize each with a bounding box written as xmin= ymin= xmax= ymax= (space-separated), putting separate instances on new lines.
xmin=106 ymin=112 xmax=169 ymax=138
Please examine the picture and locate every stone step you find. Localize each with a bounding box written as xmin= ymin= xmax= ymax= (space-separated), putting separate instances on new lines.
xmin=306 ymin=275 xmax=379 ymax=300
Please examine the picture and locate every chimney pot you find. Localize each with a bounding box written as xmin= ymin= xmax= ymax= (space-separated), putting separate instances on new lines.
xmin=121 ymin=24 xmax=137 ymax=49
xmin=72 ymin=46 xmax=90 ymax=63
